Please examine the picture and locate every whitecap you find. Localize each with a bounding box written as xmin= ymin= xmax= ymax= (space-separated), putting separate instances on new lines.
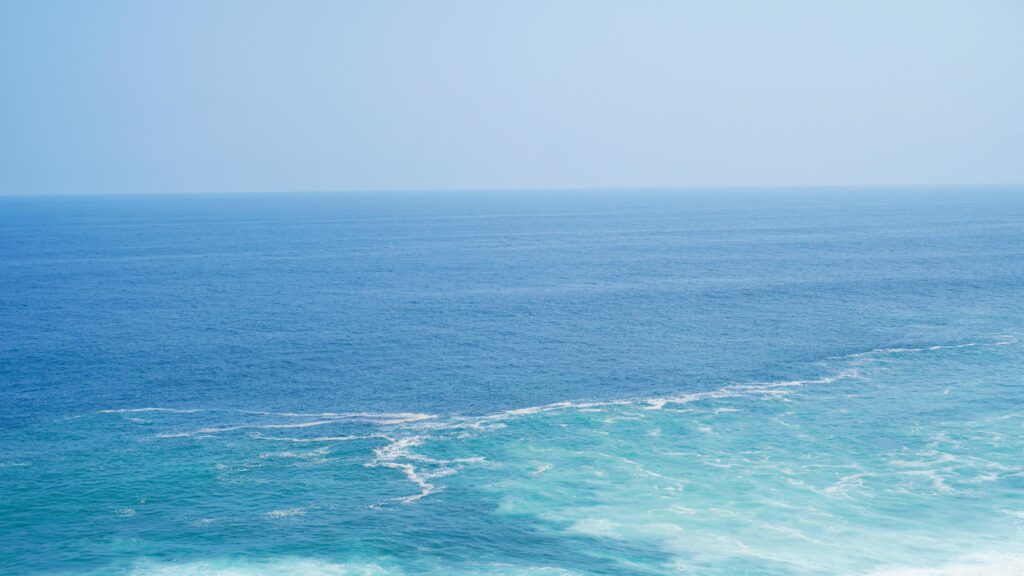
xmin=265 ymin=507 xmax=306 ymax=519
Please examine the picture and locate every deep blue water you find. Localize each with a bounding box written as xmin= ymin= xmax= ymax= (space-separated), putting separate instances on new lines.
xmin=2 ymin=189 xmax=1023 ymax=575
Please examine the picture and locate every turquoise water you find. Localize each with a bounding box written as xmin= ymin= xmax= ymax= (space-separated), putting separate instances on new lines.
xmin=2 ymin=190 xmax=1023 ymax=574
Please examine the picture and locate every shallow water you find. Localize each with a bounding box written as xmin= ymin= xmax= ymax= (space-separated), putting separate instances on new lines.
xmin=2 ymin=189 xmax=1023 ymax=574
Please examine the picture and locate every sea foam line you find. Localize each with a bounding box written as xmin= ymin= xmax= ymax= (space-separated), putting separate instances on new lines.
xmin=366 ymin=436 xmax=437 ymax=504
xmin=149 ymin=414 xmax=436 ymax=439
xmin=365 ymin=435 xmax=486 ymax=504
xmin=132 ymin=336 xmax=1014 ymax=502
xmin=241 ymin=411 xmax=437 ymax=424
xmin=392 ymin=337 xmax=1009 ymax=465
xmin=97 ymin=335 xmax=1016 ymax=422
xmin=252 ymin=433 xmax=388 ymax=443
xmin=98 ymin=407 xmax=203 ymax=414
xmin=154 ymin=421 xmax=345 ymax=438
xmin=99 ymin=407 xmax=436 ymax=423
xmin=842 ymin=337 xmax=1015 ymax=360
xmin=437 ymin=368 xmax=863 ymax=420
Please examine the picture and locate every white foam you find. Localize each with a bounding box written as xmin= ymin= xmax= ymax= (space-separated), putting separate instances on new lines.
xmin=150 ymin=411 xmax=438 ymax=440
xmin=128 ymin=558 xmax=396 ymax=575
xmin=641 ymin=369 xmax=859 ymax=411
xmin=125 ymin=557 xmax=582 ymax=575
xmin=124 ymin=334 xmax=1016 ymax=512
xmin=895 ymin=469 xmax=954 ymax=493
xmin=259 ymin=447 xmax=329 ymax=459
xmin=843 ymin=338 xmax=1015 ymax=361
xmin=474 ymin=399 xmax=635 ymax=422
xmin=364 ymin=435 xmax=484 ymax=504
xmin=253 ymin=433 xmax=382 ymax=443
xmin=259 ymin=420 xmax=341 ymax=429
xmin=568 ymin=518 xmax=621 ymax=538
xmin=366 ymin=436 xmax=437 ymax=503
xmin=869 ymin=553 xmax=1024 ymax=576
xmin=822 ymin=473 xmax=869 ymax=495
xmin=265 ymin=508 xmax=306 ymax=519
xmin=531 ymin=463 xmax=554 ymax=475
xmin=98 ymin=407 xmax=202 ymax=414
xmin=247 ymin=411 xmax=437 ymax=424
xmin=155 ymin=425 xmax=249 ymax=438
xmin=131 ymin=338 xmax=954 ymax=447
xmin=155 ymin=420 xmax=346 ymax=438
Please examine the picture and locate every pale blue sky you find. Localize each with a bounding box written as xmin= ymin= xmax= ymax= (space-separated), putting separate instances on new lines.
xmin=2 ymin=1 xmax=1022 ymax=195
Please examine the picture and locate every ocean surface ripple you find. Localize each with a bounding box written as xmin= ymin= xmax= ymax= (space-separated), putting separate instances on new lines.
xmin=3 ymin=190 xmax=1024 ymax=574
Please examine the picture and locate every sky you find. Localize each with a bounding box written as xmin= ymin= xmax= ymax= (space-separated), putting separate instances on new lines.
xmin=1 ymin=1 xmax=1022 ymax=195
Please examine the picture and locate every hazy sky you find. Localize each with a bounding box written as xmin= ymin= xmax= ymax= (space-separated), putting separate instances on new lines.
xmin=2 ymin=1 xmax=1022 ymax=195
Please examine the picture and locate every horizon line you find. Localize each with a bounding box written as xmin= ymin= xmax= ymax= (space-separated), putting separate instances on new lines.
xmin=2 ymin=182 xmax=1022 ymax=199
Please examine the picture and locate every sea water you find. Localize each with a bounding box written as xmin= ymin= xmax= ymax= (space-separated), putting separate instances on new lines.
xmin=1 ymin=189 xmax=1022 ymax=575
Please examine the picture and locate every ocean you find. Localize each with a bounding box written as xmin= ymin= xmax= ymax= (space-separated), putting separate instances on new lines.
xmin=1 ymin=188 xmax=1022 ymax=575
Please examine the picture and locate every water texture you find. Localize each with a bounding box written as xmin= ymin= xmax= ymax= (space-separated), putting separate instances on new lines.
xmin=1 ymin=189 xmax=1022 ymax=574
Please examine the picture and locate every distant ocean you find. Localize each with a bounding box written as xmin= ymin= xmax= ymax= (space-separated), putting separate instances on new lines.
xmin=2 ymin=189 xmax=1023 ymax=575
